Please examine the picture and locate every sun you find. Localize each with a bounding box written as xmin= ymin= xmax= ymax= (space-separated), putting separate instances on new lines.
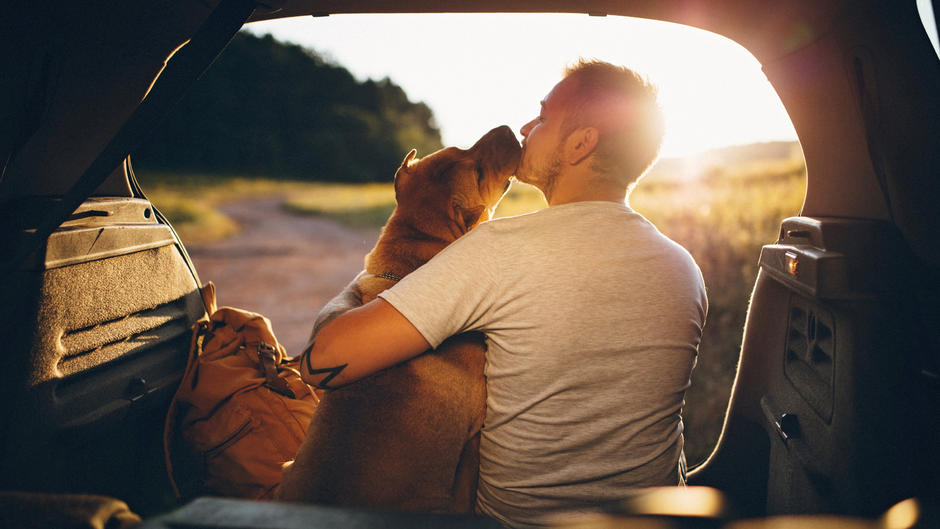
xmin=639 ymin=25 xmax=797 ymax=157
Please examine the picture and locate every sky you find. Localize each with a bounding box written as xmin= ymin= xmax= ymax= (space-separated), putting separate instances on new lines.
xmin=245 ymin=8 xmax=938 ymax=158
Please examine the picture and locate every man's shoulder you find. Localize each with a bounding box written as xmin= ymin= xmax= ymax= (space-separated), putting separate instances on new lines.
xmin=478 ymin=203 xmax=656 ymax=248
xmin=482 ymin=202 xmax=604 ymax=230
xmin=475 ymin=209 xmax=549 ymax=236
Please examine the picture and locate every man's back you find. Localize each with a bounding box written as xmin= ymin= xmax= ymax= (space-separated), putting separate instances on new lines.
xmin=380 ymin=200 xmax=707 ymax=527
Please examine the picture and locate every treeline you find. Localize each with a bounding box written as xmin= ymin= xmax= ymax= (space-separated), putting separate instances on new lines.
xmin=134 ymin=32 xmax=443 ymax=182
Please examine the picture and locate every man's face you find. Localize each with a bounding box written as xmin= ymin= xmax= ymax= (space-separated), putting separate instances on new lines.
xmin=516 ymin=78 xmax=573 ymax=195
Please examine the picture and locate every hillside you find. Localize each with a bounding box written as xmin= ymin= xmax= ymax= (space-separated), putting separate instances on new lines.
xmin=133 ymin=32 xmax=443 ymax=182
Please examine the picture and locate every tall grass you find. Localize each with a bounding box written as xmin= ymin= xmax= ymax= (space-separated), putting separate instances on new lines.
xmin=139 ymin=173 xmax=397 ymax=241
xmin=281 ymin=183 xmax=397 ymax=229
xmin=631 ymin=159 xmax=806 ymax=464
xmin=139 ymin=158 xmax=806 ymax=465
xmin=280 ymin=178 xmax=550 ymax=222
xmin=139 ymin=172 xmax=315 ymax=243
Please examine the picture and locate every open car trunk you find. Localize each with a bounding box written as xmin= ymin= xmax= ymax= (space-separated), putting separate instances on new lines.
xmin=1 ymin=0 xmax=937 ymax=525
xmin=0 ymin=0 xmax=255 ymax=515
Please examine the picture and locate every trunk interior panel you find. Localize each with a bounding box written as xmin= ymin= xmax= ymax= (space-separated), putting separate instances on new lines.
xmin=0 ymin=197 xmax=205 ymax=515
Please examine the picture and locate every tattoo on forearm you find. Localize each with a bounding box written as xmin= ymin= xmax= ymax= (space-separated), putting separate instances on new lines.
xmin=302 ymin=340 xmax=348 ymax=390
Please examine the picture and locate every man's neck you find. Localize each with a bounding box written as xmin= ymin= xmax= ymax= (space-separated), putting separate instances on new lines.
xmin=545 ymin=172 xmax=627 ymax=206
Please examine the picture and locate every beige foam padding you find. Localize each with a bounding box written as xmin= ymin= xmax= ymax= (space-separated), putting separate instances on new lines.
xmin=29 ymin=244 xmax=204 ymax=386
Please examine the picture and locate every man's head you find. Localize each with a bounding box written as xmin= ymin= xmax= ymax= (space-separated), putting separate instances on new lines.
xmin=517 ymin=60 xmax=665 ymax=201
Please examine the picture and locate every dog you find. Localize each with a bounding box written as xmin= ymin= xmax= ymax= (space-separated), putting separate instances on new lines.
xmin=278 ymin=125 xmax=521 ymax=512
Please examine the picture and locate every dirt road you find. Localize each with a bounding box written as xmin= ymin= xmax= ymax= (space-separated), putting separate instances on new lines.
xmin=187 ymin=197 xmax=379 ymax=355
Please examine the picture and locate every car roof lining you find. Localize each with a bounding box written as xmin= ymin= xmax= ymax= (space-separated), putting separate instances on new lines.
xmin=247 ymin=0 xmax=849 ymax=66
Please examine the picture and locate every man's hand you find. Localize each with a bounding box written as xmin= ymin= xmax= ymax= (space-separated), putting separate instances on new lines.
xmin=300 ymin=298 xmax=431 ymax=389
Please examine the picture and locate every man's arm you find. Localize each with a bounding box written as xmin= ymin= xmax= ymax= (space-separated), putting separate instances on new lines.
xmin=300 ymin=298 xmax=431 ymax=389
xmin=300 ymin=225 xmax=498 ymax=389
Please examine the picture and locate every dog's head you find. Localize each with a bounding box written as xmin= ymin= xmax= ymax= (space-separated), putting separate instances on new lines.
xmin=391 ymin=125 xmax=521 ymax=241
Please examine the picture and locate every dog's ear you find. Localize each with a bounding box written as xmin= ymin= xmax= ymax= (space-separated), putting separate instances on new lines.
xmin=454 ymin=204 xmax=486 ymax=233
xmin=394 ymin=149 xmax=417 ymax=194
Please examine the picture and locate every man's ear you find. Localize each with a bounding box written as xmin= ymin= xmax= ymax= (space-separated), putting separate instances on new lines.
xmin=563 ymin=127 xmax=599 ymax=165
xmin=394 ymin=149 xmax=418 ymax=194
xmin=454 ymin=203 xmax=486 ymax=233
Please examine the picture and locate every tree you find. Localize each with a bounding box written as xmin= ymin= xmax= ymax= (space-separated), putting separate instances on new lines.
xmin=134 ymin=32 xmax=444 ymax=182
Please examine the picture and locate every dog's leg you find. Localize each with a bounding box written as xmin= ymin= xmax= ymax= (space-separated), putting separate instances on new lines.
xmin=309 ymin=271 xmax=366 ymax=340
xmin=451 ymin=432 xmax=481 ymax=513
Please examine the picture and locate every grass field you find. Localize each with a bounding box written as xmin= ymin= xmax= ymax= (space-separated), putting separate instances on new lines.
xmin=633 ymin=159 xmax=806 ymax=464
xmin=138 ymin=154 xmax=806 ymax=465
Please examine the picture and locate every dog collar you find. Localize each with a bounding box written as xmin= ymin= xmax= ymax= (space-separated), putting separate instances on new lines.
xmin=375 ymin=272 xmax=402 ymax=282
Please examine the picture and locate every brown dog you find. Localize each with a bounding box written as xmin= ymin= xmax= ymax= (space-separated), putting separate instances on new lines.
xmin=278 ymin=125 xmax=521 ymax=512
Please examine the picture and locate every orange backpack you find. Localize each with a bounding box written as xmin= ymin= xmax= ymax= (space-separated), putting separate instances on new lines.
xmin=163 ymin=283 xmax=319 ymax=500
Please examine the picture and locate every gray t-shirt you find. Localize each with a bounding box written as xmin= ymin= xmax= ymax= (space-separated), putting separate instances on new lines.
xmin=378 ymin=200 xmax=707 ymax=527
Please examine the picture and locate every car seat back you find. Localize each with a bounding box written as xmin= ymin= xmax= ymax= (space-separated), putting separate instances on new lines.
xmin=0 ymin=192 xmax=205 ymax=515
xmin=692 ymin=216 xmax=939 ymax=517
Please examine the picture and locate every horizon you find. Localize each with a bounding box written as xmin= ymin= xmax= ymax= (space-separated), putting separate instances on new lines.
xmin=245 ymin=14 xmax=800 ymax=159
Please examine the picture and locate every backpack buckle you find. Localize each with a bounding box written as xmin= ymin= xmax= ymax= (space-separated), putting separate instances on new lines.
xmin=257 ymin=342 xmax=296 ymax=399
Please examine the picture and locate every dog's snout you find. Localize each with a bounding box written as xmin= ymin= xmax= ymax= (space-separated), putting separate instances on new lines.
xmin=468 ymin=126 xmax=521 ymax=177
xmin=490 ymin=125 xmax=518 ymax=147
xmin=474 ymin=125 xmax=520 ymax=152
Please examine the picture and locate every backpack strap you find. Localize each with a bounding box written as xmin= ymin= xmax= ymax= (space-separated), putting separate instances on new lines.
xmin=256 ymin=342 xmax=297 ymax=398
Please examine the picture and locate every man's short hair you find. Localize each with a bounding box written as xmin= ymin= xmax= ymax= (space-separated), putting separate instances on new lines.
xmin=561 ymin=59 xmax=665 ymax=189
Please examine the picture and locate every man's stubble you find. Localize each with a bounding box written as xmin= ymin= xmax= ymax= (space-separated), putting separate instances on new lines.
xmin=518 ymin=147 xmax=562 ymax=203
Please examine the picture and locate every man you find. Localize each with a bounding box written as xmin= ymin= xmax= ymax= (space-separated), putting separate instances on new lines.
xmin=301 ymin=59 xmax=707 ymax=527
